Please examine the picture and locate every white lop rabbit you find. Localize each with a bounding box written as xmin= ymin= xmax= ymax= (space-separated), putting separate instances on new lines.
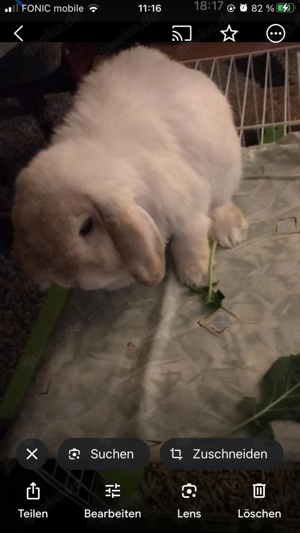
xmin=13 ymin=46 xmax=246 ymax=291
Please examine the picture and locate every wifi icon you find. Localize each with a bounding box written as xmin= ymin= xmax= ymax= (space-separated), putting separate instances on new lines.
xmin=88 ymin=4 xmax=99 ymax=12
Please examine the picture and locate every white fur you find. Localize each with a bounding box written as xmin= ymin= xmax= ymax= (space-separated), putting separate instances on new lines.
xmin=13 ymin=46 xmax=244 ymax=290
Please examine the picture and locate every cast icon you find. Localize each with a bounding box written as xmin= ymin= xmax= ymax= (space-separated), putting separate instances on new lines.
xmin=172 ymin=25 xmax=192 ymax=42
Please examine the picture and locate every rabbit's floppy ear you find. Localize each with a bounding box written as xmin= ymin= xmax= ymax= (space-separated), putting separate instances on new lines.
xmin=95 ymin=199 xmax=166 ymax=286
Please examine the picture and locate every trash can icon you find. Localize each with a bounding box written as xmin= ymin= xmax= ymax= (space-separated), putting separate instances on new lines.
xmin=253 ymin=483 xmax=266 ymax=498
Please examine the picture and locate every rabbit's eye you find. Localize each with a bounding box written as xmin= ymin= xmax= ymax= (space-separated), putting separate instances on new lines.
xmin=79 ymin=217 xmax=93 ymax=236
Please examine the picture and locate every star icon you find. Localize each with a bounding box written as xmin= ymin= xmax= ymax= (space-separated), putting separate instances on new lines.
xmin=220 ymin=24 xmax=239 ymax=42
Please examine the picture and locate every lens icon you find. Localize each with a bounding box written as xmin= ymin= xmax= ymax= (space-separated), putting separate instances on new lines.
xmin=68 ymin=447 xmax=81 ymax=460
xmin=182 ymin=483 xmax=197 ymax=498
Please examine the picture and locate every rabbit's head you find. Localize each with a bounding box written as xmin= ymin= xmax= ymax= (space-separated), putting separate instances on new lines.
xmin=12 ymin=141 xmax=165 ymax=290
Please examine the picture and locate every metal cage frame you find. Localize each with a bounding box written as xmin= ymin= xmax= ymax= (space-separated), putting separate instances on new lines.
xmin=183 ymin=44 xmax=300 ymax=146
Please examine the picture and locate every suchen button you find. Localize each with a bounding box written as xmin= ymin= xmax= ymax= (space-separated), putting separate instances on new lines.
xmin=58 ymin=438 xmax=150 ymax=470
xmin=16 ymin=439 xmax=48 ymax=470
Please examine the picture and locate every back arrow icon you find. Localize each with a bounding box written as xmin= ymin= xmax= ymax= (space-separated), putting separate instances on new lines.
xmin=14 ymin=25 xmax=23 ymax=41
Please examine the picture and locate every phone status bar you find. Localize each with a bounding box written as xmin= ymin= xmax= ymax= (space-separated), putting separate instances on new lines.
xmin=1 ymin=1 xmax=299 ymax=21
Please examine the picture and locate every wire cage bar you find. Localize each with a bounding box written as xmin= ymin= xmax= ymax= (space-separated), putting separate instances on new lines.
xmin=184 ymin=44 xmax=300 ymax=146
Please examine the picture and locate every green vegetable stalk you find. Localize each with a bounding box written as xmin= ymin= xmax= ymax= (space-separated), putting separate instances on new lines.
xmin=189 ymin=240 xmax=224 ymax=308
xmin=206 ymin=240 xmax=217 ymax=304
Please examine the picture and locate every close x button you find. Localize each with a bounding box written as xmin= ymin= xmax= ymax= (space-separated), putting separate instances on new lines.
xmin=16 ymin=438 xmax=48 ymax=470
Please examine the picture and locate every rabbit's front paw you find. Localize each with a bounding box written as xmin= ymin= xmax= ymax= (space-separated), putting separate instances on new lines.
xmin=209 ymin=201 xmax=247 ymax=248
xmin=172 ymin=214 xmax=210 ymax=288
xmin=176 ymin=254 xmax=209 ymax=288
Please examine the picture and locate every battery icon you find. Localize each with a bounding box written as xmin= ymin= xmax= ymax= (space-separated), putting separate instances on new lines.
xmin=276 ymin=3 xmax=295 ymax=11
